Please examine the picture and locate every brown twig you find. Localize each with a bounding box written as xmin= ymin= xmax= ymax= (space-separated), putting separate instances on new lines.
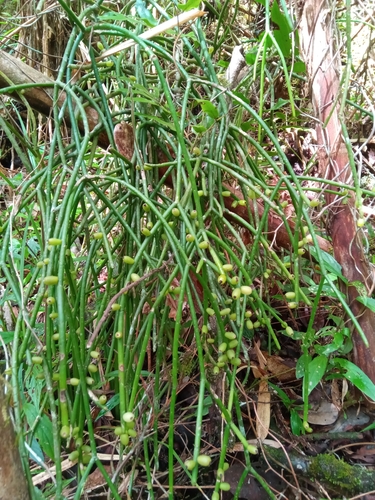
xmin=86 ymin=256 xmax=173 ymax=348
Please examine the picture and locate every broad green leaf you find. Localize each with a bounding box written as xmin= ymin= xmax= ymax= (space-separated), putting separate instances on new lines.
xmin=308 ymin=248 xmax=345 ymax=281
xmin=271 ymin=0 xmax=296 ymax=57
xmin=357 ymin=296 xmax=375 ymax=313
xmin=135 ymin=0 xmax=157 ymax=26
xmin=177 ymin=0 xmax=201 ymax=11
xmin=142 ymin=115 xmax=176 ymax=131
xmin=333 ymin=358 xmax=375 ymax=401
xmin=23 ymin=402 xmax=54 ymax=459
xmin=240 ymin=122 xmax=255 ymax=132
xmin=197 ymin=100 xmax=219 ymax=120
xmin=293 ymin=61 xmax=306 ymax=74
xmin=296 ymin=352 xmax=311 ymax=379
xmin=268 ymin=382 xmax=293 ymax=407
xmin=27 ymin=237 xmax=40 ymax=257
xmin=290 ymin=409 xmax=303 ymax=436
xmin=33 ymin=486 xmax=47 ymax=499
xmin=245 ymin=50 xmax=258 ymax=65
xmin=29 ymin=437 xmax=44 ymax=462
xmin=26 ymin=367 xmax=44 ymax=407
xmin=270 ymin=98 xmax=289 ymax=111
xmin=231 ymin=91 xmax=250 ymax=104
xmin=97 ymin=393 xmax=119 ymax=420
xmin=0 ymin=331 xmax=14 ymax=344
xmin=192 ymin=124 xmax=207 ymax=134
xmin=307 ymin=355 xmax=328 ymax=395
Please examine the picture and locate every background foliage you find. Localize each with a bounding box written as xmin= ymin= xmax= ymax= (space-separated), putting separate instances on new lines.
xmin=0 ymin=0 xmax=375 ymax=498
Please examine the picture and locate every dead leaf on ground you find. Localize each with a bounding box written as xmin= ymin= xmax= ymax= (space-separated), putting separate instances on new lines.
xmin=256 ymin=379 xmax=271 ymax=441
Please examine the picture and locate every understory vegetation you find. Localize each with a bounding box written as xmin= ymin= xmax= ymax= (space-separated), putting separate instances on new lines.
xmin=0 ymin=0 xmax=375 ymax=499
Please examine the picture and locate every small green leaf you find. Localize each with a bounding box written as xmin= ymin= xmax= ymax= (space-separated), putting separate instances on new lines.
xmin=177 ymin=0 xmax=201 ymax=11
xmin=135 ymin=0 xmax=157 ymax=26
xmin=97 ymin=394 xmax=120 ymax=420
xmin=333 ymin=358 xmax=375 ymax=401
xmin=0 ymin=331 xmax=14 ymax=344
xmin=356 ymin=296 xmax=375 ymax=312
xmin=309 ymin=248 xmax=346 ymax=281
xmin=23 ymin=403 xmax=54 ymax=459
xmin=271 ymin=0 xmax=292 ymax=56
xmin=141 ymin=115 xmax=176 ymax=131
xmin=296 ymin=352 xmax=311 ymax=379
xmin=292 ymin=61 xmax=306 ymax=74
xmin=270 ymin=98 xmax=289 ymax=111
xmin=192 ymin=124 xmax=207 ymax=134
xmin=197 ymin=100 xmax=219 ymax=120
xmin=290 ymin=409 xmax=303 ymax=436
xmin=307 ymin=355 xmax=328 ymax=395
xmin=268 ymin=382 xmax=292 ymax=407
xmin=240 ymin=122 xmax=254 ymax=132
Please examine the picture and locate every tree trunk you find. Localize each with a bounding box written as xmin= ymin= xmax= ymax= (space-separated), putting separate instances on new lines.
xmin=0 ymin=377 xmax=30 ymax=500
xmin=298 ymin=1 xmax=375 ymax=386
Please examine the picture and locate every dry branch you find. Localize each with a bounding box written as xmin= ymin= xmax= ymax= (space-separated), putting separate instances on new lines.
xmin=0 ymin=50 xmax=110 ymax=148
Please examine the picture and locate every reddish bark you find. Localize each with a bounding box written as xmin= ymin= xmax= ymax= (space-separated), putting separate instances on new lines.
xmin=299 ymin=1 xmax=375 ymax=385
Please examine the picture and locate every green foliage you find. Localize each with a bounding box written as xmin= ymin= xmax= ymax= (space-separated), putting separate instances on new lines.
xmin=0 ymin=0 xmax=374 ymax=498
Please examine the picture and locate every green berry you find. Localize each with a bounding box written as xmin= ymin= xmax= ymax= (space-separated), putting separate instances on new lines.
xmin=222 ymin=264 xmax=233 ymax=272
xmin=218 ymin=274 xmax=226 ymax=285
xmin=197 ymin=454 xmax=211 ymax=466
xmin=357 ymin=218 xmax=365 ymax=227
xmin=218 ymin=342 xmax=227 ymax=352
xmin=199 ymin=241 xmax=209 ymax=249
xmin=219 ymin=482 xmax=231 ymax=491
xmin=48 ymin=238 xmax=62 ymax=246
xmin=43 ymin=276 xmax=59 ymax=286
xmin=120 ymin=433 xmax=130 ymax=446
xmin=69 ymin=450 xmax=79 ymax=462
xmin=123 ymin=412 xmax=135 ymax=423
xmin=60 ymin=425 xmax=70 ymax=439
xmin=220 ymin=308 xmax=230 ymax=316
xmin=185 ymin=459 xmax=196 ymax=470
